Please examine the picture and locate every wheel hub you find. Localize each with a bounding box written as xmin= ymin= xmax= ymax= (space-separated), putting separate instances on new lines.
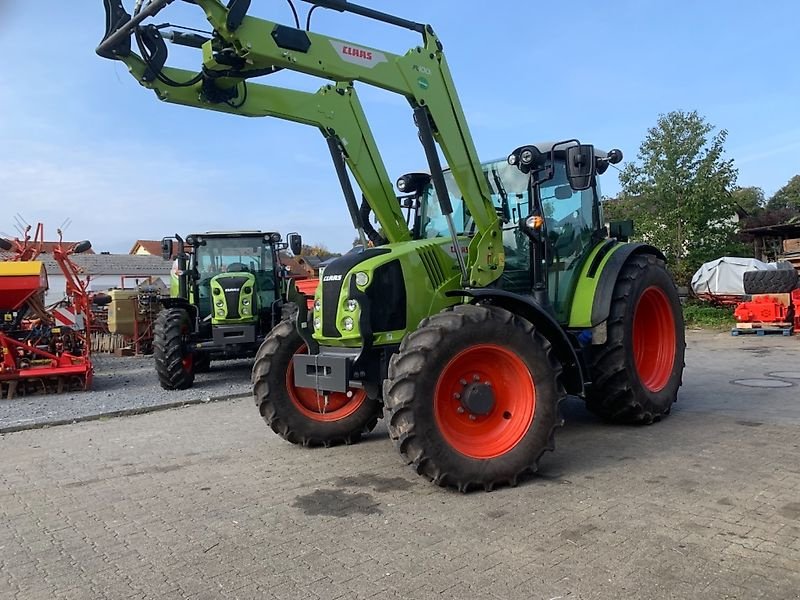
xmin=460 ymin=381 xmax=495 ymax=415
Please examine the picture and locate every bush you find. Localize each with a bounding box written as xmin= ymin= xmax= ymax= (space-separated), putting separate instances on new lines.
xmin=683 ymin=301 xmax=735 ymax=329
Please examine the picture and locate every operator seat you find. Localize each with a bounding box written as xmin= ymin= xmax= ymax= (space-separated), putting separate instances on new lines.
xmin=227 ymin=262 xmax=248 ymax=273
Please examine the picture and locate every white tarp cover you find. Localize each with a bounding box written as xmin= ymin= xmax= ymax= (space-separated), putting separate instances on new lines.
xmin=691 ymin=257 xmax=778 ymax=295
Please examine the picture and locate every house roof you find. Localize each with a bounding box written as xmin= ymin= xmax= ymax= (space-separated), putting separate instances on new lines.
xmin=32 ymin=253 xmax=173 ymax=277
xmin=130 ymin=240 xmax=164 ymax=255
xmin=279 ymin=253 xmax=313 ymax=276
xmin=740 ymin=223 xmax=800 ymax=237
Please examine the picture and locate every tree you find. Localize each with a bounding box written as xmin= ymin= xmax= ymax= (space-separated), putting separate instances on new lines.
xmin=731 ymin=186 xmax=765 ymax=215
xmin=766 ymin=175 xmax=800 ymax=211
xmin=300 ymin=243 xmax=340 ymax=261
xmin=615 ymin=110 xmax=742 ymax=284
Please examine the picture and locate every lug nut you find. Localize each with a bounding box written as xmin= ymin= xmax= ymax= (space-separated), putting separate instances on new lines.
xmin=459 ymin=378 xmax=467 ymax=386
xmin=457 ymin=406 xmax=464 ymax=414
xmin=453 ymin=392 xmax=461 ymax=399
xmin=473 ymin=374 xmax=480 ymax=381
xmin=468 ymin=414 xmax=477 ymax=421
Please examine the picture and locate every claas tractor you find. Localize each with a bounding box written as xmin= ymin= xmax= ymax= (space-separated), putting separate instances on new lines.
xmin=154 ymin=230 xmax=306 ymax=390
xmin=97 ymin=0 xmax=685 ymax=491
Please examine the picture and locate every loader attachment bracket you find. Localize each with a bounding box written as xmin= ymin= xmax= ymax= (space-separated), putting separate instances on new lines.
xmin=99 ymin=0 xmax=132 ymax=59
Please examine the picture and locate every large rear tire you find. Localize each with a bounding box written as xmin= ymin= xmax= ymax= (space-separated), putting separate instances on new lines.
xmin=586 ymin=254 xmax=685 ymax=424
xmin=383 ymin=305 xmax=565 ymax=492
xmin=252 ymin=320 xmax=381 ymax=446
xmin=153 ymin=308 xmax=195 ymax=390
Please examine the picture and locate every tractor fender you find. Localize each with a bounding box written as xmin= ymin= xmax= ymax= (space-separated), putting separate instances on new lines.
xmin=569 ymin=241 xmax=665 ymax=329
xmin=160 ymin=297 xmax=198 ymax=323
xmin=450 ymin=289 xmax=586 ymax=396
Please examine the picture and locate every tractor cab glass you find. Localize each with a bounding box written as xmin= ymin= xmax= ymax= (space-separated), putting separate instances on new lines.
xmin=418 ymin=157 xmax=601 ymax=321
xmin=193 ymin=237 xmax=276 ymax=317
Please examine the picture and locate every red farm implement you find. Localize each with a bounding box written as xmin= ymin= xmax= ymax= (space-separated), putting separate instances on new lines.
xmin=0 ymin=227 xmax=94 ymax=399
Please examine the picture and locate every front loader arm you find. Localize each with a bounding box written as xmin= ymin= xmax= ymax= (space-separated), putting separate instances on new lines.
xmin=98 ymin=0 xmax=503 ymax=286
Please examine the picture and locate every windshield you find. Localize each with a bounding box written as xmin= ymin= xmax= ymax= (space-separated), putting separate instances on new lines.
xmin=194 ymin=237 xmax=272 ymax=275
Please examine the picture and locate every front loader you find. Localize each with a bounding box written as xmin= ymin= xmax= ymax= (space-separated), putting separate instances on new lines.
xmin=97 ymin=0 xmax=685 ymax=491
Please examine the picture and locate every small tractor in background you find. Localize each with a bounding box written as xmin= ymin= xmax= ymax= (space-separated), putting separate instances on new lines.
xmin=97 ymin=0 xmax=685 ymax=491
xmin=153 ymin=230 xmax=311 ymax=389
xmin=0 ymin=226 xmax=94 ymax=398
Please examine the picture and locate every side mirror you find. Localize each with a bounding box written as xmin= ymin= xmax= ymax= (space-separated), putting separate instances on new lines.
xmin=73 ymin=240 xmax=92 ymax=254
xmin=596 ymin=148 xmax=623 ymax=175
xmin=160 ymin=237 xmax=174 ymax=260
xmin=609 ymin=220 xmax=634 ymax=242
xmin=287 ymin=232 xmax=302 ymax=256
xmin=396 ymin=172 xmax=431 ymax=195
xmin=565 ymin=144 xmax=596 ymax=191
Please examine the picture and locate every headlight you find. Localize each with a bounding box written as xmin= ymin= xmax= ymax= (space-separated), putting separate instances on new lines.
xmin=343 ymin=317 xmax=355 ymax=331
xmin=314 ymin=299 xmax=321 ymax=311
xmin=215 ymin=300 xmax=223 ymax=307
xmin=242 ymin=299 xmax=250 ymax=306
xmin=346 ymin=299 xmax=358 ymax=312
xmin=216 ymin=309 xmax=225 ymax=317
xmin=355 ymin=271 xmax=369 ymax=287
xmin=313 ymin=317 xmax=321 ymax=330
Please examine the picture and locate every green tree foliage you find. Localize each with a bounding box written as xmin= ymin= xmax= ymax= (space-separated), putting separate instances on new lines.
xmin=731 ymin=186 xmax=765 ymax=214
xmin=300 ymin=244 xmax=340 ymax=261
xmin=766 ymin=175 xmax=800 ymax=210
xmin=613 ymin=110 xmax=742 ymax=284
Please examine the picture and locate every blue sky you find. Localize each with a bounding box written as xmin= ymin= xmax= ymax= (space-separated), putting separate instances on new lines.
xmin=1 ymin=1 xmax=798 ymax=253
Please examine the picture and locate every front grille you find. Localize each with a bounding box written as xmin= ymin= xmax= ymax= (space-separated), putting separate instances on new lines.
xmin=219 ymin=275 xmax=248 ymax=320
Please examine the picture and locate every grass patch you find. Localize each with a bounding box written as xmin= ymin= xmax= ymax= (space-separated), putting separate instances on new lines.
xmin=683 ymin=301 xmax=736 ymax=329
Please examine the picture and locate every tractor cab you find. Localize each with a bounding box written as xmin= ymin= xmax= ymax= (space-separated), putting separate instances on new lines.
xmin=188 ymin=233 xmax=280 ymax=325
xmin=412 ymin=142 xmax=612 ymax=321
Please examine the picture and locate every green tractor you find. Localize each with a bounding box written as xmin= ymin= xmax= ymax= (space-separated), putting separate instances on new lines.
xmin=154 ymin=230 xmax=305 ymax=390
xmin=98 ymin=0 xmax=685 ymax=491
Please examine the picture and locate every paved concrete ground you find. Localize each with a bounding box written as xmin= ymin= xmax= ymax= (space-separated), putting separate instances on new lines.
xmin=1 ymin=331 xmax=799 ymax=600
xmin=0 ymin=355 xmax=252 ymax=432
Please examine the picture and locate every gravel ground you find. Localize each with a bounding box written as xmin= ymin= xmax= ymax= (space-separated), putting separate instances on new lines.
xmin=0 ymin=354 xmax=253 ymax=432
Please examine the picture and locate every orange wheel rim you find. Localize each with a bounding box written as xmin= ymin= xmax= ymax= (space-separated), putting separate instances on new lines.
xmin=434 ymin=344 xmax=535 ymax=459
xmin=286 ymin=344 xmax=367 ymax=422
xmin=632 ymin=286 xmax=676 ymax=392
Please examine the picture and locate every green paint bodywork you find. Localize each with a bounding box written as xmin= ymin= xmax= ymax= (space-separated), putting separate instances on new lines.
xmin=312 ymin=239 xmax=463 ymax=347
xmin=568 ymin=241 xmax=624 ymax=328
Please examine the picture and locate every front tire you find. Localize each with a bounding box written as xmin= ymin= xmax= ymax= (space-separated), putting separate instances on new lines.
xmin=153 ymin=308 xmax=195 ymax=390
xmin=252 ymin=320 xmax=382 ymax=446
xmin=383 ymin=305 xmax=565 ymax=492
xmin=586 ymin=254 xmax=685 ymax=423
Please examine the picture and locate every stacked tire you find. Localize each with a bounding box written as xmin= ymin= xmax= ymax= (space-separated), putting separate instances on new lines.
xmin=742 ymin=265 xmax=798 ymax=295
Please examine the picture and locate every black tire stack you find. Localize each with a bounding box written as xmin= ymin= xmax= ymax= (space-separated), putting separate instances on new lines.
xmin=742 ymin=267 xmax=798 ymax=295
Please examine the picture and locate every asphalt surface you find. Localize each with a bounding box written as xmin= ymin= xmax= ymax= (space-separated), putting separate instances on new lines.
xmin=1 ymin=330 xmax=800 ymax=599
xmin=0 ymin=355 xmax=252 ymax=432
